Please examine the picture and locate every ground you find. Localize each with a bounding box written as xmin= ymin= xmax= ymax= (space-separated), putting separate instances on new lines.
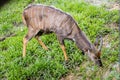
xmin=0 ymin=0 xmax=119 ymax=80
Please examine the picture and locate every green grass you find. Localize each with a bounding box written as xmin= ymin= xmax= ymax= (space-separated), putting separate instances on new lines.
xmin=0 ymin=0 xmax=119 ymax=80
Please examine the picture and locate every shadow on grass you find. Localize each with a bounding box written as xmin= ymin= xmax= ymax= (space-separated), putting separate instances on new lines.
xmin=0 ymin=0 xmax=10 ymax=8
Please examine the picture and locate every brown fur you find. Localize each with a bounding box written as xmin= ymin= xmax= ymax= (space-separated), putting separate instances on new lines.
xmin=22 ymin=4 xmax=103 ymax=67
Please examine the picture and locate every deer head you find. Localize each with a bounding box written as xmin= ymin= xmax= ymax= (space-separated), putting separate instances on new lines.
xmin=86 ymin=35 xmax=103 ymax=67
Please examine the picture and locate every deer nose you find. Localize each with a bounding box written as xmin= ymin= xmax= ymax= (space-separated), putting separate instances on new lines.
xmin=99 ymin=62 xmax=103 ymax=67
xmin=96 ymin=59 xmax=103 ymax=67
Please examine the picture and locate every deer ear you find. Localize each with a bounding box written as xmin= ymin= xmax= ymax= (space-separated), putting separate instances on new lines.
xmin=94 ymin=36 xmax=99 ymax=47
xmin=94 ymin=35 xmax=103 ymax=52
xmin=98 ymin=36 xmax=103 ymax=52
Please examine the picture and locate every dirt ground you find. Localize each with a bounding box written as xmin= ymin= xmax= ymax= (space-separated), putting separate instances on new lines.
xmin=85 ymin=0 xmax=120 ymax=10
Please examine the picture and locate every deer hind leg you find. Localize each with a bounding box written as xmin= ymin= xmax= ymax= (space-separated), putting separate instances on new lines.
xmin=57 ymin=36 xmax=68 ymax=61
xmin=23 ymin=37 xmax=27 ymax=57
xmin=23 ymin=27 xmax=39 ymax=57
xmin=35 ymin=36 xmax=48 ymax=50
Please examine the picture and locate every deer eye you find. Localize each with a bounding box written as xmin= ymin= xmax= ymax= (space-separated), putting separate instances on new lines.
xmin=94 ymin=55 xmax=98 ymax=60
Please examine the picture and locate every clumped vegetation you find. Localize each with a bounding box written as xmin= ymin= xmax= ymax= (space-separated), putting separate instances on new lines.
xmin=0 ymin=0 xmax=119 ymax=80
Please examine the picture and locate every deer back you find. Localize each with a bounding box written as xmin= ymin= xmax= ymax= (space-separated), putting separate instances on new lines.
xmin=23 ymin=4 xmax=78 ymax=38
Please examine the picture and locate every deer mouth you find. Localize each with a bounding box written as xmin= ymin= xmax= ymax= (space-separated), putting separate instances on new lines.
xmin=95 ymin=59 xmax=103 ymax=67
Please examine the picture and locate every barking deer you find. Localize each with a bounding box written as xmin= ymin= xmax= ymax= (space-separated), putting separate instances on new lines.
xmin=22 ymin=4 xmax=103 ymax=67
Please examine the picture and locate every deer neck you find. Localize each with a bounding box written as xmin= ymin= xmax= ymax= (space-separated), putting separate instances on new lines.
xmin=74 ymin=29 xmax=93 ymax=52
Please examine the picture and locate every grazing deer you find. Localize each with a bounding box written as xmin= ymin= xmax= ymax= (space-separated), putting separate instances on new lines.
xmin=22 ymin=4 xmax=103 ymax=66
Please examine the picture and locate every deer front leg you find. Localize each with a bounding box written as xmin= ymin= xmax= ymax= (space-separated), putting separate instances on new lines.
xmin=35 ymin=36 xmax=48 ymax=50
xmin=57 ymin=35 xmax=68 ymax=61
xmin=60 ymin=44 xmax=68 ymax=61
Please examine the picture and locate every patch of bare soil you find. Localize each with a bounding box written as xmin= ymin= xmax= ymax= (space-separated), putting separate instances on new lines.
xmin=103 ymin=62 xmax=120 ymax=79
xmin=105 ymin=23 xmax=118 ymax=30
xmin=103 ymin=35 xmax=111 ymax=48
xmin=85 ymin=0 xmax=120 ymax=10
xmin=109 ymin=3 xmax=120 ymax=11
xmin=0 ymin=33 xmax=16 ymax=41
xmin=60 ymin=62 xmax=91 ymax=80
xmin=12 ymin=22 xmax=24 ymax=27
xmin=60 ymin=73 xmax=76 ymax=80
